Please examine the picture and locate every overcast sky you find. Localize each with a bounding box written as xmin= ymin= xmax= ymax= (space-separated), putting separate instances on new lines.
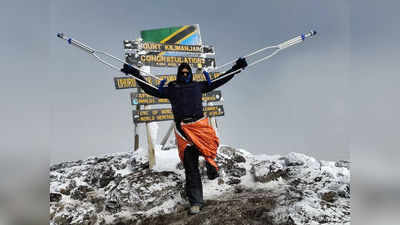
xmin=49 ymin=0 xmax=351 ymax=163
xmin=0 ymin=0 xmax=351 ymax=164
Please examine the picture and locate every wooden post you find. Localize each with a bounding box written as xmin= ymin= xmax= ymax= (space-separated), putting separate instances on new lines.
xmin=134 ymin=89 xmax=141 ymax=151
xmin=142 ymin=66 xmax=156 ymax=168
xmin=134 ymin=122 xmax=139 ymax=151
xmin=160 ymin=121 xmax=175 ymax=149
xmin=207 ymin=102 xmax=219 ymax=136
xmin=146 ymin=121 xmax=156 ymax=168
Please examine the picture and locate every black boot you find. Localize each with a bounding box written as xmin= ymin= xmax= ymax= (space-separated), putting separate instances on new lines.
xmin=206 ymin=161 xmax=219 ymax=180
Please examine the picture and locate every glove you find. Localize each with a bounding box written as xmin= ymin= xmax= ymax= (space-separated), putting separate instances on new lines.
xmin=121 ymin=64 xmax=140 ymax=76
xmin=203 ymin=70 xmax=211 ymax=85
xmin=158 ymin=79 xmax=167 ymax=91
xmin=231 ymin=57 xmax=248 ymax=71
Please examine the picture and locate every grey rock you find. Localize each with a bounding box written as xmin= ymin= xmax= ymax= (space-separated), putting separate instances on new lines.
xmin=338 ymin=184 xmax=351 ymax=198
xmin=53 ymin=214 xmax=73 ymax=225
xmin=85 ymin=164 xmax=116 ymax=188
xmin=176 ymin=161 xmax=184 ymax=170
xmin=232 ymin=153 xmax=246 ymax=163
xmin=320 ymin=191 xmax=338 ymax=203
xmin=105 ymin=200 xmax=121 ymax=214
xmin=335 ymin=160 xmax=351 ymax=169
xmin=59 ymin=179 xmax=76 ymax=195
xmin=231 ymin=167 xmax=247 ymax=178
xmin=50 ymin=192 xmax=62 ymax=202
xmin=280 ymin=156 xmax=304 ymax=167
xmin=252 ymin=160 xmax=287 ymax=183
xmin=227 ymin=178 xmax=241 ymax=185
xmin=50 ymin=160 xmax=83 ymax=171
xmin=87 ymin=191 xmax=105 ymax=213
xmin=71 ymin=185 xmax=93 ymax=200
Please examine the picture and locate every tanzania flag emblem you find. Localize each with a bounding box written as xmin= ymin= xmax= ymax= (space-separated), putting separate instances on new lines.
xmin=140 ymin=24 xmax=202 ymax=45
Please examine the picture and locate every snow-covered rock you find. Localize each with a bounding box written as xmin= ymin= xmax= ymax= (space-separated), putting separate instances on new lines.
xmin=49 ymin=145 xmax=350 ymax=225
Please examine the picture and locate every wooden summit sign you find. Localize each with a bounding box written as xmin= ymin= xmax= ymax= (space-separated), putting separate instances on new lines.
xmin=131 ymin=90 xmax=222 ymax=105
xmin=114 ymin=72 xmax=222 ymax=89
xmin=126 ymin=53 xmax=215 ymax=68
xmin=124 ymin=24 xmax=224 ymax=163
xmin=132 ymin=105 xmax=224 ymax=123
xmin=124 ymin=41 xmax=215 ymax=54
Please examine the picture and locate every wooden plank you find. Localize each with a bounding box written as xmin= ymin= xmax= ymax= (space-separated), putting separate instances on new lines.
xmin=132 ymin=105 xmax=225 ymax=123
xmin=131 ymin=90 xmax=222 ymax=105
xmin=123 ymin=41 xmax=215 ymax=54
xmin=114 ymin=72 xmax=223 ymax=89
xmin=126 ymin=53 xmax=215 ymax=68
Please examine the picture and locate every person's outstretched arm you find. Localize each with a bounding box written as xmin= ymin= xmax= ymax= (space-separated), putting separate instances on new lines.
xmin=200 ymin=58 xmax=247 ymax=93
xmin=121 ymin=64 xmax=168 ymax=98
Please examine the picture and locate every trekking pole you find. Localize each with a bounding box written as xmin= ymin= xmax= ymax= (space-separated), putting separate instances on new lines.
xmin=213 ymin=30 xmax=317 ymax=71
xmin=211 ymin=30 xmax=317 ymax=82
xmin=56 ymin=33 xmax=161 ymax=89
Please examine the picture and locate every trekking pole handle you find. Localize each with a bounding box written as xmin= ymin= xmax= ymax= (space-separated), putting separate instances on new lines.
xmin=57 ymin=33 xmax=95 ymax=54
xmin=278 ymin=30 xmax=317 ymax=50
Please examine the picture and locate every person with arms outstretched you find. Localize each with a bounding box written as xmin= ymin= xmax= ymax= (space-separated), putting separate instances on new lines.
xmin=121 ymin=58 xmax=247 ymax=214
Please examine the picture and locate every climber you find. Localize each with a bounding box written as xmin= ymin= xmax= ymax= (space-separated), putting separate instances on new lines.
xmin=121 ymin=58 xmax=247 ymax=214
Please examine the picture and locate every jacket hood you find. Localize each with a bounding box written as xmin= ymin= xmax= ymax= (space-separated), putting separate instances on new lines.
xmin=176 ymin=63 xmax=193 ymax=84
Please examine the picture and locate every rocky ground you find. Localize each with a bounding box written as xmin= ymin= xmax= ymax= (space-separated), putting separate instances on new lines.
xmin=49 ymin=145 xmax=350 ymax=225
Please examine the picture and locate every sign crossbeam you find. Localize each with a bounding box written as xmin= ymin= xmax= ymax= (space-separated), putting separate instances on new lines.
xmin=114 ymin=72 xmax=222 ymax=89
xmin=126 ymin=53 xmax=215 ymax=68
xmin=133 ymin=105 xmax=224 ymax=123
xmin=131 ymin=90 xmax=222 ymax=105
xmin=123 ymin=41 xmax=215 ymax=54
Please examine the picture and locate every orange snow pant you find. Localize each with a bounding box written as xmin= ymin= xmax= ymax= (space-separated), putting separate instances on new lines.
xmin=175 ymin=117 xmax=219 ymax=170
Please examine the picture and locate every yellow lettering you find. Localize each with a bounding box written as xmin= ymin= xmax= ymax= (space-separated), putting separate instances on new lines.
xmin=142 ymin=116 xmax=151 ymax=121
xmin=160 ymin=99 xmax=169 ymax=103
xmin=139 ymin=55 xmax=210 ymax=67
xmin=142 ymin=43 xmax=161 ymax=51
xmin=117 ymin=79 xmax=124 ymax=88
xmin=161 ymin=109 xmax=170 ymax=114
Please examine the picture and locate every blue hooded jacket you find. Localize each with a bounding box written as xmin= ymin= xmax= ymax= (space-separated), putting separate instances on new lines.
xmin=129 ymin=63 xmax=241 ymax=123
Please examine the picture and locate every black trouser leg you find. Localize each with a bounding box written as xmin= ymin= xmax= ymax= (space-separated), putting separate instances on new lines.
xmin=183 ymin=145 xmax=203 ymax=206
